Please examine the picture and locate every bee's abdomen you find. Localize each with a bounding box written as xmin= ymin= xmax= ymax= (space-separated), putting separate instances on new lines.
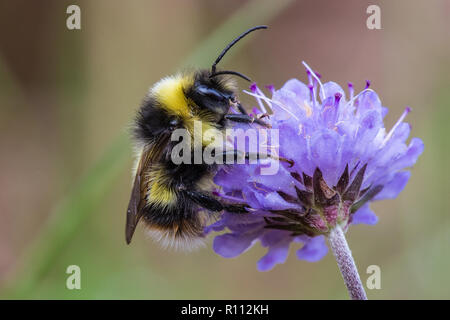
xmin=142 ymin=191 xmax=208 ymax=250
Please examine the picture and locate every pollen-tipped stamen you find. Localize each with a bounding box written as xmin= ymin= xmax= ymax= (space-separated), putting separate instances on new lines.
xmin=302 ymin=61 xmax=326 ymax=100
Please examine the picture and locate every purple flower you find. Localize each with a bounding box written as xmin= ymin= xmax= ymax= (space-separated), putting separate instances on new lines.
xmin=207 ymin=62 xmax=424 ymax=271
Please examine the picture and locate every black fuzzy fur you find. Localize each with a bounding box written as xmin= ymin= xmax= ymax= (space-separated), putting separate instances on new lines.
xmin=131 ymin=70 xmax=237 ymax=242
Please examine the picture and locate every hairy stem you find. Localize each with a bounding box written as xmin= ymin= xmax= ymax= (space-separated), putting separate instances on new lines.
xmin=328 ymin=226 xmax=367 ymax=300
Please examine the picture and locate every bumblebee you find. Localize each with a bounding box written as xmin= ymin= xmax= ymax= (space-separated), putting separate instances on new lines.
xmin=126 ymin=26 xmax=278 ymax=249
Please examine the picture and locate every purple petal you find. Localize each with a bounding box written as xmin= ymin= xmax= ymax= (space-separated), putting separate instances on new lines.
xmin=257 ymin=240 xmax=291 ymax=271
xmin=351 ymin=203 xmax=378 ymax=225
xmin=214 ymin=166 xmax=252 ymax=191
xmin=310 ymin=129 xmax=341 ymax=186
xmin=390 ymin=137 xmax=424 ymax=171
xmin=280 ymin=78 xmax=310 ymax=102
xmin=277 ymin=123 xmax=315 ymax=174
xmin=296 ymin=235 xmax=328 ymax=262
xmin=207 ymin=211 xmax=265 ymax=234
xmin=373 ymin=171 xmax=411 ymax=200
xmin=351 ymin=110 xmax=384 ymax=163
xmin=257 ymin=230 xmax=293 ymax=271
xmin=391 ymin=122 xmax=411 ymax=144
xmin=213 ymin=229 xmax=261 ymax=258
xmin=322 ymin=81 xmax=345 ymax=100
xmin=204 ymin=218 xmax=226 ymax=234
xmin=272 ymin=88 xmax=307 ymax=121
xmin=357 ymin=90 xmax=383 ymax=115
xmin=250 ymin=164 xmax=298 ymax=195
xmin=359 ymin=110 xmax=383 ymax=133
xmin=252 ymin=191 xmax=299 ymax=210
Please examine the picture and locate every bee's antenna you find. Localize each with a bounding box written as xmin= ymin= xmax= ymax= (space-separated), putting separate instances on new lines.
xmin=210 ymin=25 xmax=268 ymax=75
xmin=210 ymin=70 xmax=251 ymax=82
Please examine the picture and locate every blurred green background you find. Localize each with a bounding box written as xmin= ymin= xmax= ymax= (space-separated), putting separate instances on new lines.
xmin=0 ymin=0 xmax=449 ymax=299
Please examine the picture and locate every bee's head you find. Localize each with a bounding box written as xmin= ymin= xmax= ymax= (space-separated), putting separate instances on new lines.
xmin=186 ymin=71 xmax=237 ymax=117
xmin=186 ymin=25 xmax=268 ymax=118
xmin=185 ymin=25 xmax=267 ymax=118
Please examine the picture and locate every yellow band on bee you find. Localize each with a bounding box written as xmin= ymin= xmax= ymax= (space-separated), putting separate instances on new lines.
xmin=151 ymin=74 xmax=193 ymax=118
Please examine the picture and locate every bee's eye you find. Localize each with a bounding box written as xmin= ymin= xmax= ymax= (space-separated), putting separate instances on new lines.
xmin=169 ymin=118 xmax=179 ymax=129
xmin=196 ymin=85 xmax=225 ymax=101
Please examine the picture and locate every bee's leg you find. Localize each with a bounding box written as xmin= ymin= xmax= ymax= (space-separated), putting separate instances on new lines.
xmin=182 ymin=189 xmax=249 ymax=213
xmin=218 ymin=150 xmax=294 ymax=167
xmin=236 ymin=102 xmax=250 ymax=115
xmin=224 ymin=114 xmax=271 ymax=128
xmin=224 ymin=114 xmax=255 ymax=123
xmin=237 ymin=102 xmax=270 ymax=126
xmin=236 ymin=102 xmax=269 ymax=118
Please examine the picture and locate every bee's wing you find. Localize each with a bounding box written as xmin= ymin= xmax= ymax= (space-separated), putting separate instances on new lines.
xmin=125 ymin=171 xmax=142 ymax=244
xmin=125 ymin=134 xmax=170 ymax=244
xmin=125 ymin=147 xmax=153 ymax=244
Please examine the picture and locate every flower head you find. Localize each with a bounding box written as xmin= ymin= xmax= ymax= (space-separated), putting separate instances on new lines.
xmin=206 ymin=62 xmax=424 ymax=271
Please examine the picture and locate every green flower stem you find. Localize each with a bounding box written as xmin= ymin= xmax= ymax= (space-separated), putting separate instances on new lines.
xmin=328 ymin=226 xmax=368 ymax=300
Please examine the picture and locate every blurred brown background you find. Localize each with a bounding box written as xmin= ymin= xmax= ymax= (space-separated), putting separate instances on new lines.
xmin=0 ymin=0 xmax=449 ymax=299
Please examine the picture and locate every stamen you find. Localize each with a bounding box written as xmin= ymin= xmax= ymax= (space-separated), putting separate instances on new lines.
xmin=332 ymin=93 xmax=342 ymax=120
xmin=345 ymin=88 xmax=375 ymax=108
xmin=249 ymin=83 xmax=268 ymax=114
xmin=302 ymin=61 xmax=326 ymax=101
xmin=348 ymin=82 xmax=354 ymax=101
xmin=334 ymin=93 xmax=342 ymax=108
xmin=243 ymin=90 xmax=299 ymax=121
xmin=265 ymin=84 xmax=275 ymax=94
xmin=312 ymin=78 xmax=318 ymax=102
xmin=365 ymin=80 xmax=371 ymax=89
xmin=251 ymin=107 xmax=260 ymax=116
xmin=381 ymin=107 xmax=411 ymax=147
xmin=306 ymin=69 xmax=313 ymax=86
xmin=308 ymin=84 xmax=316 ymax=108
